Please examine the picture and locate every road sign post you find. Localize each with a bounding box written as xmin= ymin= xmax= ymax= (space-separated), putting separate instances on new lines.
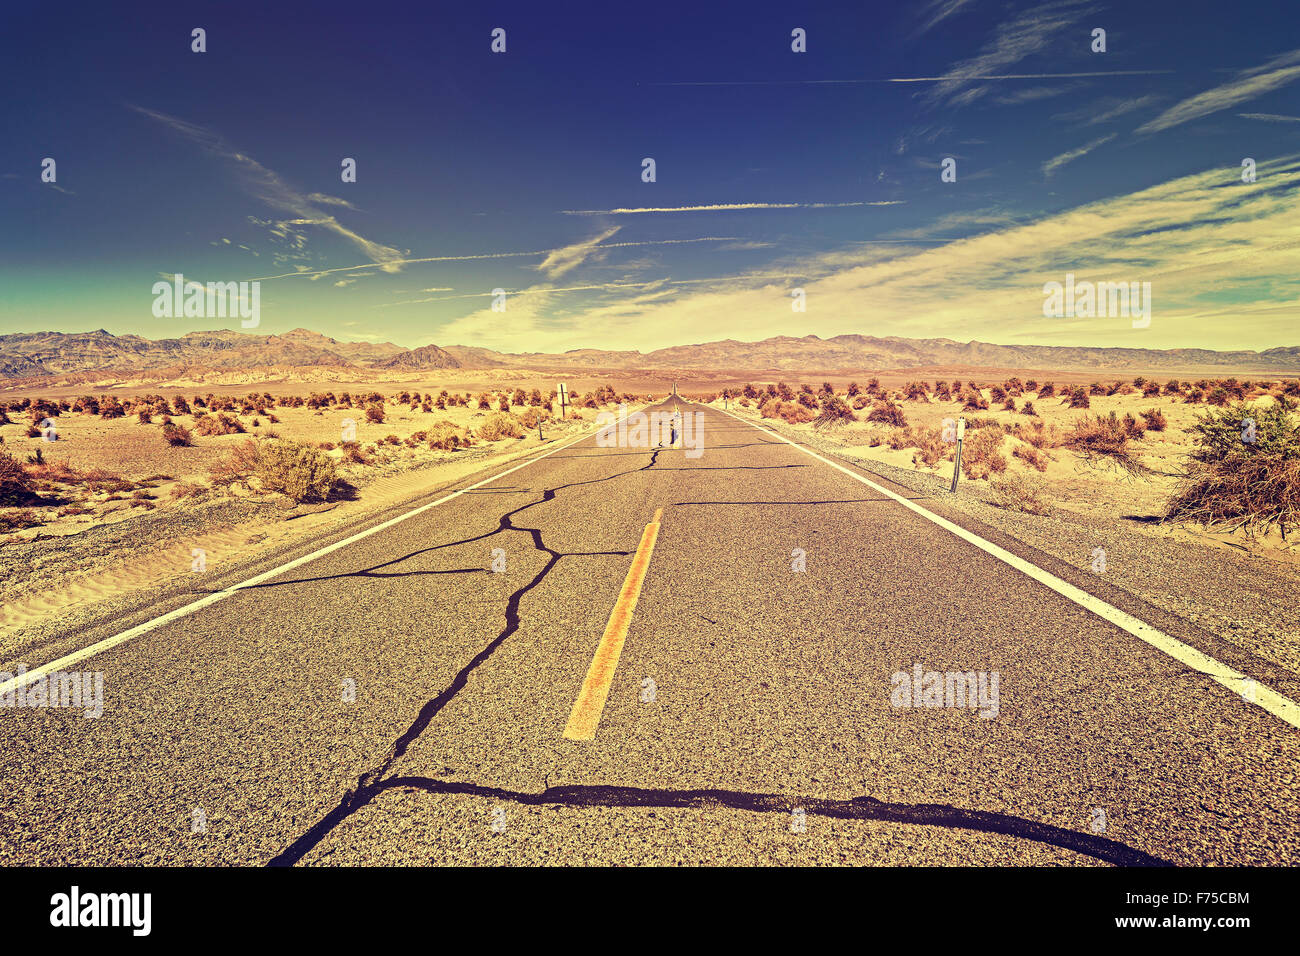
xmin=949 ymin=416 xmax=966 ymax=493
xmin=557 ymin=382 xmax=569 ymax=420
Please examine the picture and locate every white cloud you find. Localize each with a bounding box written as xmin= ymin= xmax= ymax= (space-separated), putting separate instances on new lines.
xmin=1137 ymin=48 xmax=1300 ymax=134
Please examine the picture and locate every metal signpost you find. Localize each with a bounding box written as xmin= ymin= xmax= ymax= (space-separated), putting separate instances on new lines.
xmin=557 ymin=382 xmax=569 ymax=420
xmin=949 ymin=416 xmax=966 ymax=493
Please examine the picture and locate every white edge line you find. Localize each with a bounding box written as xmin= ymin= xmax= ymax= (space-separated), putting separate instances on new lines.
xmin=0 ymin=407 xmax=646 ymax=696
xmin=716 ymin=405 xmax=1300 ymax=731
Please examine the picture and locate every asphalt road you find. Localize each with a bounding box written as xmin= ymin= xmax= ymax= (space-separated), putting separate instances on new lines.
xmin=2 ymin=398 xmax=1297 ymax=865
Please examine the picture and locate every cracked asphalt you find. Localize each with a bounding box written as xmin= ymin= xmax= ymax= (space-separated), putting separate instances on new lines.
xmin=1 ymin=399 xmax=1297 ymax=866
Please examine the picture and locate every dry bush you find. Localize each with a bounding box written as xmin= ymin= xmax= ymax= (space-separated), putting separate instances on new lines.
xmin=961 ymin=427 xmax=1008 ymax=479
xmin=1012 ymin=443 xmax=1050 ymax=472
xmin=427 ymin=421 xmax=474 ymax=450
xmin=1067 ymin=387 xmax=1091 ymax=409
xmin=0 ymin=451 xmax=37 ymax=505
xmin=760 ymin=399 xmax=815 ymax=424
xmin=0 ymin=508 xmax=41 ymax=532
xmin=339 ymin=441 xmax=370 ymax=464
xmin=162 ymin=423 xmax=193 ymax=446
xmin=814 ymin=396 xmax=856 ymax=429
xmin=1064 ymin=413 xmax=1147 ymax=474
xmin=82 ymin=468 xmax=135 ymax=494
xmin=195 ymin=412 xmax=244 ymax=436
xmin=365 ymin=404 xmax=385 ymax=424
xmin=990 ymin=472 xmax=1053 ymax=515
xmin=866 ymin=399 xmax=907 ymax=428
xmin=1165 ymin=399 xmax=1300 ymax=537
xmin=254 ymin=440 xmax=339 ymax=502
xmin=1140 ymin=408 xmax=1167 ymax=431
xmin=478 ymin=412 xmax=525 ymax=441
xmin=208 ymin=441 xmax=263 ymax=488
xmin=1020 ymin=400 xmax=1037 ymax=417
xmin=169 ymin=481 xmax=207 ymax=500
xmin=1037 ymin=382 xmax=1055 ymax=398
xmin=908 ymin=425 xmax=952 ymax=467
xmin=518 ymin=407 xmax=548 ymax=429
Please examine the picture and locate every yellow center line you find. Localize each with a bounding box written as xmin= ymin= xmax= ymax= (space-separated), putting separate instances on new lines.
xmin=563 ymin=507 xmax=664 ymax=741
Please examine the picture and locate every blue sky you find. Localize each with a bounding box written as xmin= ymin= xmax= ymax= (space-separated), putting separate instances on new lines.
xmin=2 ymin=0 xmax=1297 ymax=353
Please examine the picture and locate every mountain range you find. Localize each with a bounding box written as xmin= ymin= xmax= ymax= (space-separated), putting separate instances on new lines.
xmin=0 ymin=328 xmax=1297 ymax=382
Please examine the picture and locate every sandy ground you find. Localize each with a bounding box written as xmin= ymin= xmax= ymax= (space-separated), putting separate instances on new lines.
xmin=0 ymin=387 xmax=633 ymax=657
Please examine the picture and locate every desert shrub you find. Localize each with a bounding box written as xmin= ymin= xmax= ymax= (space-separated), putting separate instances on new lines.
xmin=990 ymin=472 xmax=1053 ymax=515
xmin=1165 ymin=399 xmax=1300 ymax=537
xmin=1122 ymin=413 xmax=1147 ymax=439
xmin=82 ymin=468 xmax=134 ymax=493
xmin=169 ymin=481 xmax=206 ymax=500
xmin=1205 ymin=387 xmax=1229 ymax=406
xmin=760 ymin=399 xmax=815 ymax=424
xmin=1142 ymin=382 xmax=1161 ymax=397
xmin=1013 ymin=444 xmax=1050 ymax=472
xmin=518 ymin=407 xmax=548 ymax=429
xmin=253 ymin=440 xmax=338 ymax=502
xmin=1140 ymin=408 xmax=1167 ymax=431
xmin=162 ymin=423 xmax=193 ymax=446
xmin=851 ymin=395 xmax=870 ymax=410
xmin=1064 ymin=413 xmax=1145 ymax=474
xmin=478 ymin=412 xmax=524 ymax=441
xmin=961 ymin=427 xmax=1008 ymax=479
xmin=866 ymin=400 xmax=907 ymax=428
xmin=1020 ymin=400 xmax=1037 ymax=417
xmin=364 ymin=403 xmax=385 ymax=424
xmin=195 ymin=412 xmax=244 ymax=436
xmin=0 ymin=451 xmax=37 ymax=505
xmin=427 ymin=421 xmax=474 ymax=450
xmin=961 ymin=390 xmax=989 ymax=411
xmin=0 ymin=508 xmax=41 ymax=532
xmin=1066 ymin=386 xmax=1091 ymax=409
xmin=814 ymin=396 xmax=856 ymax=428
xmin=208 ymin=441 xmax=263 ymax=488
xmin=908 ymin=425 xmax=952 ymax=467
xmin=1037 ymin=382 xmax=1055 ymax=398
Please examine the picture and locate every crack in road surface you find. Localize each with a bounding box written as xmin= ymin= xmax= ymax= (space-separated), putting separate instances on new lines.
xmin=341 ymin=775 xmax=1171 ymax=867
xmin=270 ymin=449 xmax=666 ymax=866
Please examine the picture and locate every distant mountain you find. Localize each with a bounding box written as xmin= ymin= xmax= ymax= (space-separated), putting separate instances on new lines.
xmin=0 ymin=328 xmax=406 ymax=379
xmin=440 ymin=333 xmax=1300 ymax=374
xmin=376 ymin=343 xmax=460 ymax=370
xmin=0 ymin=328 xmax=1296 ymax=383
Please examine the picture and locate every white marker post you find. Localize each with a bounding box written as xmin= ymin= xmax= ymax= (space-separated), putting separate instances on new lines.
xmin=949 ymin=416 xmax=966 ymax=493
xmin=557 ymin=382 xmax=569 ymax=420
